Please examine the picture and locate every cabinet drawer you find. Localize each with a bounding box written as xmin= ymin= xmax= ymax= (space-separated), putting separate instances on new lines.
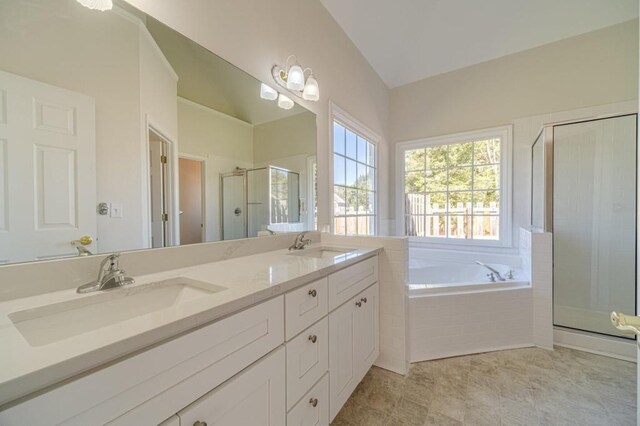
xmin=286 ymin=317 xmax=329 ymax=410
xmin=178 ymin=347 xmax=286 ymax=426
xmin=287 ymin=374 xmax=329 ymax=426
xmin=328 ymin=256 xmax=378 ymax=310
xmin=285 ymin=277 xmax=328 ymax=340
xmin=102 ymin=297 xmax=284 ymax=426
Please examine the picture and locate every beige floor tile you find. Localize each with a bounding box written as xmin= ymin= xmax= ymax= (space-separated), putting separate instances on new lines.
xmin=331 ymin=347 xmax=635 ymax=426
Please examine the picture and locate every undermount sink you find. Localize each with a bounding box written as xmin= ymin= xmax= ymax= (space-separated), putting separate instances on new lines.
xmin=9 ymin=278 xmax=226 ymax=347
xmin=287 ymin=246 xmax=357 ymax=259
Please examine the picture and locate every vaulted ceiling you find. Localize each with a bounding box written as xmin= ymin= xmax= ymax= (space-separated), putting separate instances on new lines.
xmin=319 ymin=0 xmax=638 ymax=88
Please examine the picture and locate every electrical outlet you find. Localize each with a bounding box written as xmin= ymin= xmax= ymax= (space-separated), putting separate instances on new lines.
xmin=110 ymin=203 xmax=123 ymax=218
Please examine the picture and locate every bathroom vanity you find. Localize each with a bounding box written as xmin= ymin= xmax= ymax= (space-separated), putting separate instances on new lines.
xmin=0 ymin=247 xmax=380 ymax=425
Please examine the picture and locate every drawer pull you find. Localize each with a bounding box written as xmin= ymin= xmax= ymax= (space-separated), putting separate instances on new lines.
xmin=308 ymin=334 xmax=318 ymax=343
xmin=308 ymin=289 xmax=317 ymax=297
xmin=309 ymin=397 xmax=319 ymax=407
xmin=194 ymin=422 xmax=207 ymax=426
xmin=355 ymin=300 xmax=362 ymax=307
xmin=361 ymin=297 xmax=367 ymax=303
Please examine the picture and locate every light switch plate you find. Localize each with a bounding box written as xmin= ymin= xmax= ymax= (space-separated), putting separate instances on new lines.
xmin=110 ymin=203 xmax=123 ymax=218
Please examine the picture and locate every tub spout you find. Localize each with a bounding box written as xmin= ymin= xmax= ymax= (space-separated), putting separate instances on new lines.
xmin=476 ymin=261 xmax=506 ymax=281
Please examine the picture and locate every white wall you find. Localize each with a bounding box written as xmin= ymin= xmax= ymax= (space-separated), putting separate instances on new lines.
xmin=139 ymin=29 xmax=179 ymax=248
xmin=177 ymin=98 xmax=254 ymax=242
xmin=0 ymin=2 xmax=179 ymax=253
xmin=0 ymin=1 xmax=146 ymax=252
xmin=124 ymin=0 xmax=391 ymax=235
xmin=390 ymin=20 xmax=639 ymax=248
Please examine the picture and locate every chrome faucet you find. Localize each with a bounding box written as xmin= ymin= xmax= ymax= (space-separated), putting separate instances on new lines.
xmin=77 ymin=253 xmax=135 ymax=294
xmin=476 ymin=261 xmax=506 ymax=281
xmin=289 ymin=232 xmax=311 ymax=251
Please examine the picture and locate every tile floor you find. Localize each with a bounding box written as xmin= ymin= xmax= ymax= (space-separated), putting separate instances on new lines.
xmin=331 ymin=347 xmax=636 ymax=426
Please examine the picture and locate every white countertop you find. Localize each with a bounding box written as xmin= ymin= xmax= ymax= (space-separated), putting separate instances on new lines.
xmin=0 ymin=244 xmax=381 ymax=406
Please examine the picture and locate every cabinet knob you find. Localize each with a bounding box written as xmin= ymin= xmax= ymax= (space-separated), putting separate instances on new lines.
xmin=308 ymin=289 xmax=317 ymax=297
xmin=193 ymin=422 xmax=207 ymax=426
xmin=309 ymin=397 xmax=319 ymax=407
xmin=361 ymin=297 xmax=368 ymax=304
xmin=308 ymin=334 xmax=317 ymax=343
xmin=355 ymin=301 xmax=362 ymax=307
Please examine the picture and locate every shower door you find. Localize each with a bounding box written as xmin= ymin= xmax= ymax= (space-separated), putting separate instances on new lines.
xmin=220 ymin=172 xmax=247 ymax=240
xmin=553 ymin=114 xmax=637 ymax=338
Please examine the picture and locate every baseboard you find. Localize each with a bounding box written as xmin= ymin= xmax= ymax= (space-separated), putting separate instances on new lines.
xmin=554 ymin=328 xmax=636 ymax=362
xmin=409 ymin=343 xmax=534 ymax=363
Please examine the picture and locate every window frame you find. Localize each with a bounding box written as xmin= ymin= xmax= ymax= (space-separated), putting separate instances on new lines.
xmin=395 ymin=125 xmax=513 ymax=247
xmin=329 ymin=102 xmax=380 ymax=236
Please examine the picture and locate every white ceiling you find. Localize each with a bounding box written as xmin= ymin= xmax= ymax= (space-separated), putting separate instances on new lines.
xmin=319 ymin=0 xmax=638 ymax=88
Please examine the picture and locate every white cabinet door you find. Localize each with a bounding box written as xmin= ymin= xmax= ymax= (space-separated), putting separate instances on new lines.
xmin=178 ymin=347 xmax=285 ymax=426
xmin=355 ymin=282 xmax=379 ymax=382
xmin=328 ymin=297 xmax=358 ymax=421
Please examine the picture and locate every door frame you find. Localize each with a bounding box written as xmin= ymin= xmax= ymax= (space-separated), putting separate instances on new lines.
xmin=144 ymin=115 xmax=179 ymax=247
xmin=178 ymin=153 xmax=207 ymax=243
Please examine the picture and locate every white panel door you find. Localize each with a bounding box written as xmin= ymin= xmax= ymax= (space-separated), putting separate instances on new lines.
xmin=0 ymin=70 xmax=96 ymax=263
xmin=356 ymin=283 xmax=379 ymax=382
xmin=329 ymin=298 xmax=358 ymax=421
xmin=177 ymin=347 xmax=286 ymax=426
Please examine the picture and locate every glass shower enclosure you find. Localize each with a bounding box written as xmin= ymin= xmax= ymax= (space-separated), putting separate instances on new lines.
xmin=221 ymin=166 xmax=300 ymax=240
xmin=532 ymin=113 xmax=637 ymax=338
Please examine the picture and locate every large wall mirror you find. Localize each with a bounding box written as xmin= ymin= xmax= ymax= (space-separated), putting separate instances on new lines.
xmin=0 ymin=0 xmax=317 ymax=265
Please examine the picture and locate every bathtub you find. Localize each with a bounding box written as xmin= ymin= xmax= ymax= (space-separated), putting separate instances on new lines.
xmin=408 ymin=260 xmax=530 ymax=295
xmin=407 ymin=250 xmax=533 ymax=362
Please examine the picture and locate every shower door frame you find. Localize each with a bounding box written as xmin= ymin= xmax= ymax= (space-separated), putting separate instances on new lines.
xmin=534 ymin=111 xmax=639 ymax=339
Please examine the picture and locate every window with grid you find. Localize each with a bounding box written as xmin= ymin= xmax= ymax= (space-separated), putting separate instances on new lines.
xmin=333 ymin=121 xmax=376 ymax=235
xmin=403 ymin=131 xmax=507 ymax=242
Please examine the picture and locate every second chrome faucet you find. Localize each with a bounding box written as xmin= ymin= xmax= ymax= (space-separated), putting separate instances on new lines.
xmin=76 ymin=253 xmax=135 ymax=294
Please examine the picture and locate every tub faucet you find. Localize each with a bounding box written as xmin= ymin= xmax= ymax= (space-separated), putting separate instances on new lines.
xmin=476 ymin=261 xmax=506 ymax=281
xmin=289 ymin=232 xmax=311 ymax=250
xmin=76 ymin=253 xmax=135 ymax=293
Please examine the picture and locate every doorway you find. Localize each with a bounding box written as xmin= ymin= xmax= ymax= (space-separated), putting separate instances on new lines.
xmin=179 ymin=156 xmax=205 ymax=244
xmin=148 ymin=128 xmax=172 ymax=248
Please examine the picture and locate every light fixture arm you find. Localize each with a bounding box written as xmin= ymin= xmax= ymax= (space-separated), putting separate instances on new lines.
xmin=269 ymin=55 xmax=319 ymax=102
xmin=284 ymin=55 xmax=297 ymax=73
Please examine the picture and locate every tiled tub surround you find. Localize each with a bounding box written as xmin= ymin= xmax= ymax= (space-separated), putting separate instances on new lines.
xmin=0 ymin=234 xmax=383 ymax=406
xmin=408 ymin=245 xmax=534 ymax=362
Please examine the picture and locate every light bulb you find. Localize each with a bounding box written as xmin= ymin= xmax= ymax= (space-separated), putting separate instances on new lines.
xmin=302 ymin=75 xmax=319 ymax=101
xmin=260 ymin=83 xmax=278 ymax=101
xmin=76 ymin=0 xmax=113 ymax=11
xmin=277 ymin=94 xmax=294 ymax=110
xmin=286 ymin=65 xmax=305 ymax=91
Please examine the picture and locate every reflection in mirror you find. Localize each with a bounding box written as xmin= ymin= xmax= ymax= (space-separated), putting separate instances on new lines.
xmin=0 ymin=0 xmax=317 ymax=265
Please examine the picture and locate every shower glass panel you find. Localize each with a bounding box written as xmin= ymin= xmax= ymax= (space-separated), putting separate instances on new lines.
xmin=553 ymin=114 xmax=637 ymax=338
xmin=247 ymin=167 xmax=269 ymax=237
xmin=221 ymin=173 xmax=246 ymax=240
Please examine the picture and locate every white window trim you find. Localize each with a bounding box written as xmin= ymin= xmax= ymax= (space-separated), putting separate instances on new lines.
xmin=329 ymin=101 xmax=381 ymax=236
xmin=395 ymin=125 xmax=513 ymax=247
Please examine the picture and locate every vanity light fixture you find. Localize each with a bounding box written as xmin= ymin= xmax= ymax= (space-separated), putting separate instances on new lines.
xmin=76 ymin=0 xmax=113 ymax=11
xmin=271 ymin=55 xmax=320 ymax=102
xmin=260 ymin=83 xmax=278 ymax=101
xmin=277 ymin=94 xmax=294 ymax=110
